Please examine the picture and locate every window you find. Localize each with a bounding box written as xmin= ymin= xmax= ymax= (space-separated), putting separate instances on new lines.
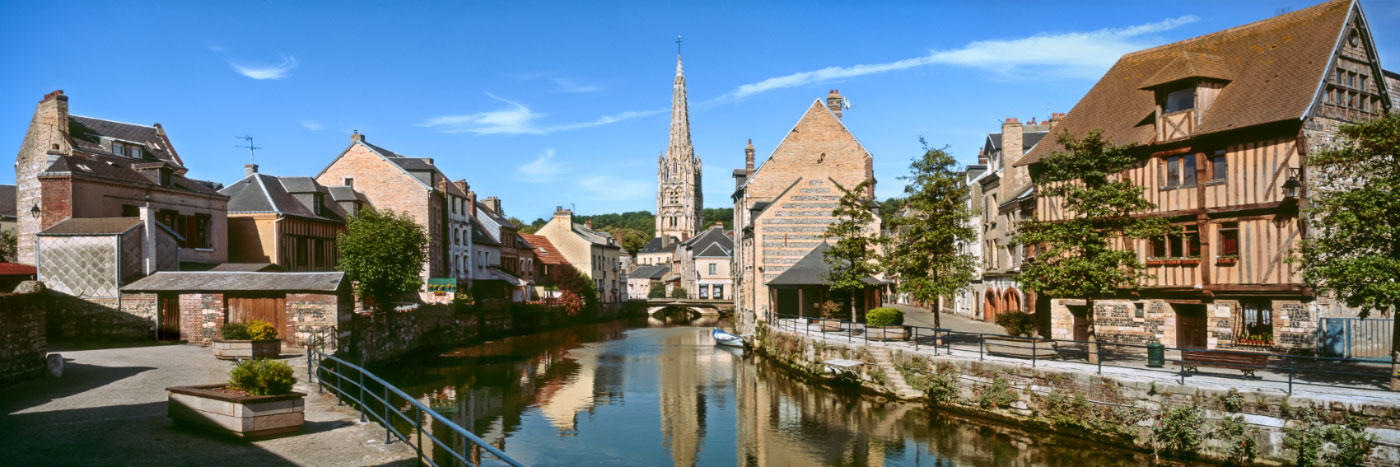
xmin=192 ymin=214 xmax=211 ymax=249
xmin=1234 ymin=301 xmax=1273 ymax=345
xmin=130 ymin=146 xmax=142 ymax=159
xmin=1150 ymin=224 xmax=1200 ymax=259
xmin=112 ymin=142 xmax=125 ymax=157
xmin=699 ymin=285 xmax=709 ymax=299
xmin=713 ymin=284 xmax=723 ymax=299
xmin=160 ymin=169 xmax=173 ymax=187
xmin=1219 ymin=222 xmax=1239 ymax=258
xmin=121 ymin=205 xmax=140 ymax=217
xmin=313 ymin=193 xmax=324 ymax=215
xmin=1210 ymin=150 xmax=1228 ymax=182
xmin=343 ymin=177 xmax=354 ymax=187
xmin=1163 ymin=87 xmax=1194 ymax=113
xmin=709 ymin=263 xmax=717 ymax=275
xmin=1161 ymin=155 xmax=1196 ymax=188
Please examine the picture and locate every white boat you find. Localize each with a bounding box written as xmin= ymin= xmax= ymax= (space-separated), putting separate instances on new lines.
xmin=712 ymin=328 xmax=744 ymax=347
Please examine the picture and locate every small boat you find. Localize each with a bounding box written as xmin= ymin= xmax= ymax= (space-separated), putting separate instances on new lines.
xmin=712 ymin=328 xmax=744 ymax=348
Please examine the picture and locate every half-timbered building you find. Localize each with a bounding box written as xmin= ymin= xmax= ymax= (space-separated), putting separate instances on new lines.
xmin=1016 ymin=0 xmax=1393 ymax=352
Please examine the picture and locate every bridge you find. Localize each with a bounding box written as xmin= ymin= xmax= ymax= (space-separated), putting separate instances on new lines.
xmin=642 ymin=298 xmax=734 ymax=316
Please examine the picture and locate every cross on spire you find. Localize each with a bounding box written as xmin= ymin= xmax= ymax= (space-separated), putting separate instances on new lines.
xmin=675 ymin=35 xmax=683 ymax=55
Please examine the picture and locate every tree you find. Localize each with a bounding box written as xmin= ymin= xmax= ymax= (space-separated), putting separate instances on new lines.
xmin=1016 ymin=131 xmax=1168 ymax=360
xmin=1295 ymin=113 xmax=1400 ymax=390
xmin=669 ymin=286 xmax=688 ymax=299
xmin=554 ymin=263 xmax=598 ymax=316
xmin=0 ymin=230 xmax=15 ymax=263
xmin=824 ymin=179 xmax=880 ymax=322
xmin=885 ymin=142 xmax=977 ymax=330
xmin=611 ymin=228 xmax=648 ymax=257
xmin=648 ymin=281 xmax=666 ymax=298
xmin=337 ymin=207 xmax=429 ymax=312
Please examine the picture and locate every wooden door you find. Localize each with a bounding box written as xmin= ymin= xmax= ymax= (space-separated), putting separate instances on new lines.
xmin=158 ymin=294 xmax=181 ymax=340
xmin=226 ymin=294 xmax=291 ymax=345
xmin=1069 ymin=305 xmax=1090 ymax=342
xmin=1175 ymin=304 xmax=1208 ymax=349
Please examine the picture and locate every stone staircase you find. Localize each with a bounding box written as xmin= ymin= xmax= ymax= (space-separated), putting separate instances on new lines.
xmin=868 ymin=347 xmax=924 ymax=400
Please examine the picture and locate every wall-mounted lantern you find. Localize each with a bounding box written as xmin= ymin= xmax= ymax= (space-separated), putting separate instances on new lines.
xmin=29 ymin=204 xmax=40 ymax=218
xmin=1282 ymin=168 xmax=1302 ymax=200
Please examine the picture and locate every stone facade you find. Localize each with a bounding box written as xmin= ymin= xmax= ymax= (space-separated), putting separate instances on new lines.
xmin=655 ymin=54 xmax=703 ymax=242
xmin=0 ymin=283 xmax=47 ymax=386
xmin=537 ymin=208 xmax=624 ymax=304
xmin=970 ymin=116 xmax=1054 ymax=325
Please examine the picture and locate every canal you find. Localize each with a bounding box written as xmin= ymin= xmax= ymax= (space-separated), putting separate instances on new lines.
xmin=378 ymin=316 xmax=1170 ymax=466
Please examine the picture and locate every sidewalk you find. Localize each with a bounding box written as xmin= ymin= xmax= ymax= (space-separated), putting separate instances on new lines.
xmin=887 ymin=303 xmax=1003 ymax=334
xmin=0 ymin=344 xmax=415 ymax=466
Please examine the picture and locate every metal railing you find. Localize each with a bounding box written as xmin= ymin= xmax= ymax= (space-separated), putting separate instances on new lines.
xmin=307 ymin=329 xmax=524 ymax=467
xmin=764 ymin=311 xmax=1395 ymax=394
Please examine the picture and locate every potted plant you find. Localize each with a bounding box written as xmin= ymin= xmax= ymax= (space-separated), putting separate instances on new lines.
xmin=864 ymin=307 xmax=907 ymax=341
xmin=985 ymin=312 xmax=1057 ymax=358
xmin=167 ymin=359 xmax=305 ymax=438
xmin=212 ymin=320 xmax=281 ymax=360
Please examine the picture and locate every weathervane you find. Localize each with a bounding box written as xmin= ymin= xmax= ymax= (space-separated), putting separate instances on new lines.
xmin=235 ymin=135 xmax=262 ymax=163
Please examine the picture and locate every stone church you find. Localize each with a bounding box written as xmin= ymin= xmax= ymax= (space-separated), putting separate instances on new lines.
xmin=655 ymin=54 xmax=703 ymax=242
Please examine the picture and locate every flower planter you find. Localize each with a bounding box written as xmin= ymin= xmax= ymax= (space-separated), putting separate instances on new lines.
xmin=1216 ymin=257 xmax=1238 ymax=266
xmin=212 ymin=339 xmax=282 ymax=360
xmin=166 ymin=384 xmax=305 ymax=438
xmin=819 ymin=319 xmax=845 ymax=333
xmin=984 ymin=336 xmax=1059 ymax=359
xmin=866 ymin=326 xmax=907 ymax=341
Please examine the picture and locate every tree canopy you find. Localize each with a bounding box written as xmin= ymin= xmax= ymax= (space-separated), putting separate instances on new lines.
xmin=824 ymin=179 xmax=880 ymax=321
xmin=885 ymin=142 xmax=977 ymax=329
xmin=337 ymin=207 xmax=429 ymax=311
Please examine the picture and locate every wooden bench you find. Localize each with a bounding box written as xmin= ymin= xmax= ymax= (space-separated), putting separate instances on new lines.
xmin=1173 ymin=350 xmax=1269 ymax=378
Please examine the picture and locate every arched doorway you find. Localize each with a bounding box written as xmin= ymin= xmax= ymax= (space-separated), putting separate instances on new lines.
xmin=983 ymin=289 xmax=1000 ymax=323
xmin=1002 ymin=288 xmax=1021 ymax=314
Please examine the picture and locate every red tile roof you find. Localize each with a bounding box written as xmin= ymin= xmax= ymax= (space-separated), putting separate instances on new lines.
xmin=520 ymin=233 xmax=567 ymax=266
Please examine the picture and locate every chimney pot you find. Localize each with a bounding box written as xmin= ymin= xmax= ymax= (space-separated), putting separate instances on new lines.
xmin=245 ymin=164 xmax=258 ymax=176
xmin=350 ymin=131 xmax=364 ymax=143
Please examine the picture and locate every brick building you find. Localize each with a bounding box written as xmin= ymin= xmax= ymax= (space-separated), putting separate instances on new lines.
xmin=1016 ymin=0 xmax=1394 ymax=352
xmin=731 ymin=90 xmax=879 ymax=329
xmin=972 ymin=115 xmax=1056 ymax=329
xmin=220 ymin=164 xmax=351 ymax=271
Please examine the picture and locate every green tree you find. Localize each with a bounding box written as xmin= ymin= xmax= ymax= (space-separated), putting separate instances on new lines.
xmin=885 ymin=143 xmax=977 ymax=330
xmin=648 ymin=281 xmax=666 ymax=298
xmin=669 ymin=286 xmax=688 ymax=299
xmin=702 ymin=208 xmax=734 ymax=229
xmin=337 ymin=207 xmax=428 ymax=312
xmin=877 ymin=197 xmax=903 ymax=220
xmin=824 ymin=179 xmax=880 ymax=322
xmin=611 ymin=228 xmax=648 ymax=257
xmin=1016 ymin=131 xmax=1168 ymax=360
xmin=0 ymin=230 xmax=15 ymax=263
xmin=1296 ymin=113 xmax=1400 ymax=389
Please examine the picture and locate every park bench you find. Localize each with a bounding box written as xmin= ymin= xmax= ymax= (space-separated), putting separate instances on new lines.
xmin=1173 ymin=349 xmax=1269 ymax=378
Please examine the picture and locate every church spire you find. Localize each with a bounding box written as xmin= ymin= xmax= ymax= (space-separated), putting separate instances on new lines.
xmin=668 ymin=53 xmax=693 ymax=165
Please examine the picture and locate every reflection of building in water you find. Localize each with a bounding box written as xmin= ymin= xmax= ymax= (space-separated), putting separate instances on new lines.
xmin=657 ymin=328 xmax=707 ymax=467
xmin=538 ymin=359 xmax=595 ymax=433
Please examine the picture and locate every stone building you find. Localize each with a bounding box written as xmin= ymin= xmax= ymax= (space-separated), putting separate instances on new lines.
xmin=537 ymin=208 xmax=623 ymax=305
xmin=731 ymin=90 xmax=879 ymax=330
xmin=473 ymin=195 xmax=533 ymax=301
xmin=316 ymin=133 xmax=472 ymax=298
xmin=678 ymin=224 xmax=733 ymax=300
xmin=520 ymin=232 xmax=568 ymax=299
xmin=219 ymin=164 xmax=351 ymax=271
xmin=655 ymin=54 xmax=703 ymax=242
xmin=1016 ymin=0 xmax=1394 ymax=352
xmin=972 ymin=116 xmax=1055 ymax=328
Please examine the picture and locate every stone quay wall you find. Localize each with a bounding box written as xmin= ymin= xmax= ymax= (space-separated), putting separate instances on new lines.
xmin=755 ymin=324 xmax=1400 ymax=466
xmin=0 ymin=282 xmax=48 ymax=387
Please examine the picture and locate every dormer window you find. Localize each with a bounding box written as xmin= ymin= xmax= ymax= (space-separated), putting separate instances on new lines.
xmin=313 ymin=193 xmax=324 ymax=215
xmin=159 ymin=169 xmax=173 ymax=187
xmin=112 ymin=142 xmax=126 ymax=157
xmin=130 ymin=146 xmax=142 ymax=159
xmin=1162 ymin=87 xmax=1195 ymax=113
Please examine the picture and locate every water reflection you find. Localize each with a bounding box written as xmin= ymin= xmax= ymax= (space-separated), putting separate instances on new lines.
xmin=384 ymin=319 xmax=1164 ymax=466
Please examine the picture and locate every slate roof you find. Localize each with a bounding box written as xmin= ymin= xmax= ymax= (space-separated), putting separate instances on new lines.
xmin=1018 ymin=0 xmax=1356 ymax=166
xmin=0 ymin=185 xmax=15 ymax=219
xmin=767 ymin=243 xmax=883 ymax=286
xmin=208 ymin=263 xmax=281 ymax=272
xmin=67 ymin=115 xmax=181 ymax=166
xmin=520 ymin=233 xmax=566 ymax=266
xmin=685 ymin=226 xmax=733 ymax=258
xmin=573 ymin=223 xmax=618 ymax=248
xmin=327 ymin=185 xmax=365 ymax=202
xmin=218 ymin=173 xmax=345 ymax=223
xmin=121 ymin=271 xmax=346 ymax=293
xmin=39 ymin=217 xmax=142 ymax=235
xmin=43 ymin=154 xmax=224 ymax=197
xmin=629 ymin=264 xmax=670 ymax=280
xmin=640 ymin=237 xmax=678 ymax=254
xmin=471 ymin=218 xmax=500 ymax=246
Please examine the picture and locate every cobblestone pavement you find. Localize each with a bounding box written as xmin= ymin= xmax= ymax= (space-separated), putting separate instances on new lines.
xmin=0 ymin=343 xmax=416 ymax=466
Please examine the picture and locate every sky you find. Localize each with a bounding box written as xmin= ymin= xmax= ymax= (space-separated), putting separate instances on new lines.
xmin=2 ymin=1 xmax=1397 ymax=220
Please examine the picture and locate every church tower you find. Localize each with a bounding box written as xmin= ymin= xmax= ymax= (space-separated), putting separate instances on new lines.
xmin=656 ymin=52 xmax=703 ymax=241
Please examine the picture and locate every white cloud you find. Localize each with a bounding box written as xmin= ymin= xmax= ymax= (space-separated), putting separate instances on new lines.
xmin=713 ymin=16 xmax=1199 ymax=102
xmin=229 ymin=55 xmax=299 ymax=80
xmin=420 ymin=93 xmax=661 ymax=135
xmin=551 ymin=77 xmax=601 ymax=93
xmin=575 ymin=175 xmax=651 ymax=202
xmin=300 ymin=120 xmax=324 ymax=131
xmin=206 ymin=44 xmax=225 ymax=53
xmin=516 ymin=149 xmax=567 ymax=183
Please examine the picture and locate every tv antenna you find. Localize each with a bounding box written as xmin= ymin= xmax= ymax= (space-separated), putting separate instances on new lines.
xmin=235 ymin=135 xmax=262 ymax=163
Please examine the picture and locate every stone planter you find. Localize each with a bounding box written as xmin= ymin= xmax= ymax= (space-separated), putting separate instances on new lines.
xmin=166 ymin=384 xmax=305 ymax=438
xmin=984 ymin=336 xmax=1058 ymax=359
xmin=866 ymin=326 xmax=907 ymax=341
xmin=212 ymin=339 xmax=282 ymax=360
xmin=819 ymin=319 xmax=845 ymax=332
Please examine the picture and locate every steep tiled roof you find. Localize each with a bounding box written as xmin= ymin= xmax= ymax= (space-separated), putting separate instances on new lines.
xmin=472 ymin=218 xmax=500 ymax=246
xmin=39 ymin=217 xmax=141 ymax=235
xmin=67 ymin=115 xmax=181 ymax=166
xmin=43 ymin=154 xmax=223 ymax=196
xmin=572 ymin=223 xmax=618 ymax=248
xmin=640 ymin=237 xmax=679 ymax=254
xmin=767 ymin=243 xmax=882 ymax=286
xmin=685 ymin=226 xmax=733 ymax=258
xmin=630 ymin=264 xmax=670 ymax=280
xmin=520 ymin=233 xmax=567 ymax=265
xmin=218 ymin=173 xmax=345 ymax=223
xmin=355 ymin=140 xmax=466 ymax=197
xmin=1019 ymin=0 xmax=1354 ymax=166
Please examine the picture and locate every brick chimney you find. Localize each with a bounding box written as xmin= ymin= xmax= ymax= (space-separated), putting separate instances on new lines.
xmin=1001 ymin=117 xmax=1025 ymax=200
xmin=17 ymin=91 xmax=72 ymax=265
xmin=350 ymin=131 xmax=364 ymax=143
xmin=826 ymin=90 xmax=844 ymax=120
xmin=745 ymin=139 xmax=755 ymax=173
xmin=864 ymin=156 xmax=876 ymax=198
xmin=453 ymin=179 xmax=469 ymax=195
xmin=584 ymin=219 xmax=593 ymax=229
xmin=467 ymin=191 xmax=477 ymax=215
xmin=483 ymin=196 xmax=502 ymax=214
xmin=978 ymin=148 xmax=988 ymax=166
xmin=554 ymin=206 xmax=573 ymax=226
xmin=1049 ymin=112 xmax=1065 ymax=130
xmin=245 ymin=164 xmax=258 ymax=176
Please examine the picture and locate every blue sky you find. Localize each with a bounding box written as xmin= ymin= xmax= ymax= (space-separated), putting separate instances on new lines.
xmin=3 ymin=1 xmax=1397 ymax=220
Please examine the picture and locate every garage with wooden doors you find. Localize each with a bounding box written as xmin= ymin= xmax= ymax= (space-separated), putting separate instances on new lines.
xmin=121 ymin=271 xmax=349 ymax=345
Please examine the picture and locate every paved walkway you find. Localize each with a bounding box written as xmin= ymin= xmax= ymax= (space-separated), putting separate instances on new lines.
xmin=0 ymin=344 xmax=415 ymax=466
xmin=888 ymin=303 xmax=1003 ymax=334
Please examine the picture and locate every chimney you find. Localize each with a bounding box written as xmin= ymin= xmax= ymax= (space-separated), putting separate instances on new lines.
xmin=826 ymin=89 xmax=844 ymax=120
xmin=350 ymin=131 xmax=364 ymax=143
xmin=554 ymin=206 xmax=573 ymax=226
xmin=864 ymin=156 xmax=876 ymax=198
xmin=978 ymin=148 xmax=988 ymax=165
xmin=245 ymin=164 xmax=258 ymax=176
xmin=1049 ymin=112 xmax=1065 ymax=130
xmin=453 ymin=179 xmax=469 ymax=195
xmin=1001 ymin=117 xmax=1025 ymax=200
xmin=584 ymin=219 xmax=593 ymax=229
xmin=140 ymin=203 xmax=158 ymax=275
xmin=745 ymin=139 xmax=755 ymax=173
xmin=467 ymin=191 xmax=477 ymax=215
xmin=483 ymin=196 xmax=502 ymax=214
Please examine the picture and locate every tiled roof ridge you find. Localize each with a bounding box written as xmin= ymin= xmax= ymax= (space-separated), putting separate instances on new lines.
xmin=1123 ymin=0 xmax=1346 ymax=60
xmin=69 ymin=114 xmax=157 ymax=129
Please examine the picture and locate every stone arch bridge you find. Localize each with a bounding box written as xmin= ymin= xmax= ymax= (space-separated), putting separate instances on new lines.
xmin=643 ymin=298 xmax=734 ymax=317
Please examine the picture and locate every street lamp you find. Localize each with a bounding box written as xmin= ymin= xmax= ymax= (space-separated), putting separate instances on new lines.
xmin=1282 ymin=168 xmax=1302 ymax=200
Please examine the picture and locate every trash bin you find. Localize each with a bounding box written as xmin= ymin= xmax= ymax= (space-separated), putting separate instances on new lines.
xmin=1147 ymin=341 xmax=1165 ymax=368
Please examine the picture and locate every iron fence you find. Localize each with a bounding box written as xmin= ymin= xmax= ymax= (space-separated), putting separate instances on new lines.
xmin=764 ymin=311 xmax=1395 ymax=394
xmin=307 ymin=329 xmax=524 ymax=467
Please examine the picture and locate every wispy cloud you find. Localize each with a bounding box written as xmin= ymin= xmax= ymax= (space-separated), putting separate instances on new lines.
xmin=300 ymin=119 xmax=324 ymax=131
xmin=551 ymin=77 xmax=601 ymax=93
xmin=229 ymin=55 xmax=299 ymax=80
xmin=516 ymin=149 xmax=567 ymax=183
xmin=206 ymin=44 xmax=225 ymax=53
xmin=420 ymin=93 xmax=661 ymax=135
xmin=713 ymin=16 xmax=1198 ymax=102
xmin=575 ymin=175 xmax=652 ymax=202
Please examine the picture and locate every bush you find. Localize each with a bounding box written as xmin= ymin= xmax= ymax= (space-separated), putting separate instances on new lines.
xmin=246 ymin=320 xmax=278 ymax=340
xmin=978 ymin=375 xmax=1017 ymax=410
xmin=866 ymin=307 xmax=904 ymax=327
xmin=228 ymin=359 xmax=296 ymax=396
xmin=995 ymin=311 xmax=1036 ymax=337
xmin=1216 ymin=416 xmax=1258 ymax=466
xmin=648 ymin=282 xmax=666 ymax=298
xmin=669 ymin=287 xmax=688 ymax=299
xmin=221 ymin=322 xmax=251 ymax=340
xmin=1284 ymin=408 xmax=1378 ymax=467
xmin=1153 ymin=405 xmax=1203 ymax=460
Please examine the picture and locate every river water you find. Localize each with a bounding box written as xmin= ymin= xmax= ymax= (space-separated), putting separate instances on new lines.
xmin=379 ymin=316 xmax=1166 ymax=466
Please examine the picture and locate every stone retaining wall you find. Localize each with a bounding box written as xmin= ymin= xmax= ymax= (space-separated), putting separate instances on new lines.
xmin=756 ymin=324 xmax=1400 ymax=466
xmin=0 ymin=282 xmax=47 ymax=387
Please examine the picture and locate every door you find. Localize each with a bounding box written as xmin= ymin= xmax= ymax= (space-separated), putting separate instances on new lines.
xmin=776 ymin=289 xmax=799 ymax=318
xmin=1175 ymin=304 xmax=1208 ymax=349
xmin=1069 ymin=305 xmax=1090 ymax=341
xmin=158 ymin=294 xmax=181 ymax=340
xmin=226 ymin=294 xmax=291 ymax=345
